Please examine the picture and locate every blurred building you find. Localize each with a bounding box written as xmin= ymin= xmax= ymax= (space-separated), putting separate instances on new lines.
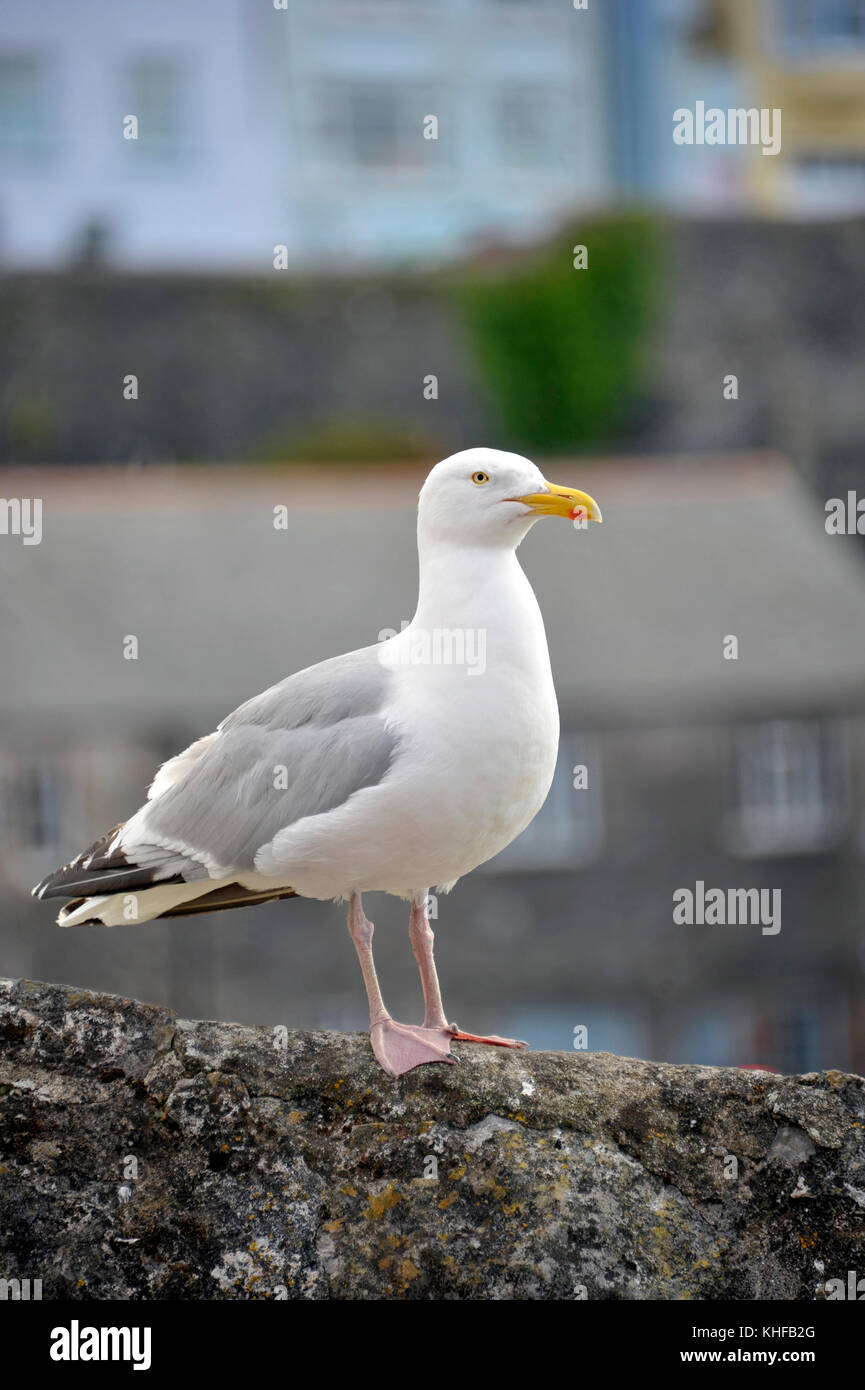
xmin=0 ymin=0 xmax=282 ymax=269
xmin=281 ymin=0 xmax=613 ymax=265
xmin=2 ymin=453 xmax=864 ymax=1074
xmin=3 ymin=0 xmax=865 ymax=272
xmin=720 ymin=0 xmax=865 ymax=215
xmin=0 ymin=0 xmax=820 ymax=272
xmin=0 ymin=0 xmax=608 ymax=270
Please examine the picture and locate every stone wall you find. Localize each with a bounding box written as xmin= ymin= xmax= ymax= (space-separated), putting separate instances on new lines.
xmin=2 ymin=217 xmax=864 ymax=470
xmin=1 ymin=977 xmax=863 ymax=1300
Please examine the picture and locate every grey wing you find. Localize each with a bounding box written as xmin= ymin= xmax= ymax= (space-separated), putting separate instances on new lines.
xmin=138 ymin=644 xmax=399 ymax=871
xmin=36 ymin=646 xmax=399 ymax=898
xmin=219 ymin=643 xmax=391 ymax=733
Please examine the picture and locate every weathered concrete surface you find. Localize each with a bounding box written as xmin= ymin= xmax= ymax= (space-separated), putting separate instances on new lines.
xmin=0 ymin=977 xmax=863 ymax=1300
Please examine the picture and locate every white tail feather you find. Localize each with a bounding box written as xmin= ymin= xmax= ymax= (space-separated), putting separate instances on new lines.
xmin=57 ymin=878 xmax=231 ymax=927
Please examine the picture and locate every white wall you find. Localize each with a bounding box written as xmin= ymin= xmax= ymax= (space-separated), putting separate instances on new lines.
xmin=0 ymin=0 xmax=288 ymax=268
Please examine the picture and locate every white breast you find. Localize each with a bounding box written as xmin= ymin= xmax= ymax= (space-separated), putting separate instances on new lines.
xmin=264 ymin=546 xmax=561 ymax=900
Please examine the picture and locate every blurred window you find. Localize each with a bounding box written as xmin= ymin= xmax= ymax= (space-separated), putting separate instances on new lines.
xmin=504 ymin=1005 xmax=648 ymax=1058
xmin=0 ymin=55 xmax=48 ymax=159
xmin=792 ymin=155 xmax=865 ymax=214
xmin=675 ymin=995 xmax=847 ymax=1072
xmin=488 ymin=734 xmax=604 ymax=872
xmin=486 ymin=0 xmax=563 ymax=28
xmin=126 ymin=57 xmax=189 ymax=163
xmin=349 ymin=86 xmax=400 ymax=167
xmin=728 ymin=719 xmax=848 ymax=856
xmin=774 ymin=0 xmax=865 ymax=51
xmin=1 ymin=758 xmax=63 ymax=852
xmin=495 ymin=87 xmax=556 ymax=168
xmin=753 ymin=997 xmax=844 ymax=1074
xmin=314 ymin=82 xmax=446 ymax=169
xmin=769 ymin=1002 xmax=823 ymax=1073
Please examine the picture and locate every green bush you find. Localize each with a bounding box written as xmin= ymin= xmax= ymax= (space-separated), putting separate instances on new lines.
xmin=453 ymin=214 xmax=663 ymax=452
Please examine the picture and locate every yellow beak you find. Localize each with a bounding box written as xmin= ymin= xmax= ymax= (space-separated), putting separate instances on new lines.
xmin=516 ymin=480 xmax=602 ymax=524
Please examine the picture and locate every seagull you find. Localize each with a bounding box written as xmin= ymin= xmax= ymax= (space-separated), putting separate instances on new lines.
xmin=33 ymin=448 xmax=601 ymax=1077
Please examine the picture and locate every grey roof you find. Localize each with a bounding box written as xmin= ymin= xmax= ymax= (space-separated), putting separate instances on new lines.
xmin=2 ymin=453 xmax=865 ymax=736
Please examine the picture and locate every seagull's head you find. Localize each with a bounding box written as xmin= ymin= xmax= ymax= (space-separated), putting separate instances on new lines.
xmin=418 ymin=447 xmax=602 ymax=550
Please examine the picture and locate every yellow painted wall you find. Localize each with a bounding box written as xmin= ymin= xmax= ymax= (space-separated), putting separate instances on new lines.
xmin=718 ymin=0 xmax=865 ymax=209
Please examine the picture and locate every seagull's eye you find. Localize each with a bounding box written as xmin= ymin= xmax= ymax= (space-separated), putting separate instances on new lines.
xmin=471 ymin=470 xmax=490 ymax=485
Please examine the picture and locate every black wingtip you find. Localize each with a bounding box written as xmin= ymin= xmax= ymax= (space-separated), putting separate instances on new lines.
xmin=30 ymin=822 xmax=136 ymax=903
xmin=32 ymin=872 xmax=70 ymax=901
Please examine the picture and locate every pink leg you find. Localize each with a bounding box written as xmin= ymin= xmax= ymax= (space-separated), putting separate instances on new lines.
xmin=408 ymin=894 xmax=449 ymax=1029
xmin=408 ymin=893 xmax=527 ymax=1052
xmin=346 ymin=892 xmax=455 ymax=1078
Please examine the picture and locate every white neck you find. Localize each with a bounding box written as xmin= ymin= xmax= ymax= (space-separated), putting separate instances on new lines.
xmin=404 ymin=533 xmax=552 ymax=695
xmin=413 ymin=538 xmax=528 ymax=629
